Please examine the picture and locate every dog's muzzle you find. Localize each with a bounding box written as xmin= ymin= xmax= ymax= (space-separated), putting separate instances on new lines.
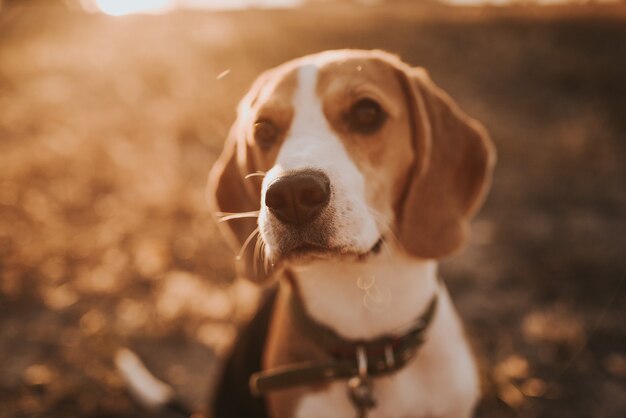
xmin=264 ymin=169 xmax=382 ymax=262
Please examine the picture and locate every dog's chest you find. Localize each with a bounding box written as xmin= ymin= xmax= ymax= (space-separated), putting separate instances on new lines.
xmin=269 ymin=253 xmax=480 ymax=418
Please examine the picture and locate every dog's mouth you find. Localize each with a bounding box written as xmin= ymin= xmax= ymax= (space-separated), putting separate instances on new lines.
xmin=276 ymin=237 xmax=383 ymax=265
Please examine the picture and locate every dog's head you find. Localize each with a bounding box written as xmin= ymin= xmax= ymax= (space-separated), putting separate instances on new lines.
xmin=208 ymin=50 xmax=495 ymax=281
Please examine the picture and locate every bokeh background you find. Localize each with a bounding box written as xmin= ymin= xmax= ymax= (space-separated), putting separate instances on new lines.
xmin=0 ymin=0 xmax=625 ymax=417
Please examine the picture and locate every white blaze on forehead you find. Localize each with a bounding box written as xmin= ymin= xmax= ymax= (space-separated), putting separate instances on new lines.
xmin=273 ymin=63 xmax=357 ymax=176
xmin=260 ymin=63 xmax=379 ymax=251
xmin=291 ymin=63 xmax=319 ymax=134
xmin=273 ymin=63 xmax=342 ymax=171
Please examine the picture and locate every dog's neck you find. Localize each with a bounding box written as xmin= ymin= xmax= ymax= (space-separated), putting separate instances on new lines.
xmin=289 ymin=245 xmax=438 ymax=340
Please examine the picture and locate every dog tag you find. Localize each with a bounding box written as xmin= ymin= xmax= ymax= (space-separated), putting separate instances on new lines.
xmin=348 ymin=375 xmax=376 ymax=417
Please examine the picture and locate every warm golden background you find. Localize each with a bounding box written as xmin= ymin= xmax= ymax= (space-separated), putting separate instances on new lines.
xmin=0 ymin=0 xmax=624 ymax=417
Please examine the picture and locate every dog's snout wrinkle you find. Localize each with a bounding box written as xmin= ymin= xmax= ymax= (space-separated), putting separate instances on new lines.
xmin=265 ymin=171 xmax=330 ymax=226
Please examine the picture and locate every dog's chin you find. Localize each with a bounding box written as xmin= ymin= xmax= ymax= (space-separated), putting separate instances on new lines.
xmin=271 ymin=238 xmax=383 ymax=268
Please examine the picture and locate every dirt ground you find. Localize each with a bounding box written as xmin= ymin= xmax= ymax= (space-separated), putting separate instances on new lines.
xmin=0 ymin=2 xmax=625 ymax=417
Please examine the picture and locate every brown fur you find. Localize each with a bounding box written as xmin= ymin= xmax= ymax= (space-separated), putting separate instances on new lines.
xmin=263 ymin=281 xmax=333 ymax=417
xmin=208 ymin=50 xmax=496 ymax=416
xmin=395 ymin=65 xmax=496 ymax=258
xmin=208 ymin=66 xmax=298 ymax=281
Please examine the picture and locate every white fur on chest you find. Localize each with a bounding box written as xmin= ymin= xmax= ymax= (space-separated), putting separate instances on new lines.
xmin=291 ymin=249 xmax=480 ymax=418
xmin=292 ymin=247 xmax=438 ymax=340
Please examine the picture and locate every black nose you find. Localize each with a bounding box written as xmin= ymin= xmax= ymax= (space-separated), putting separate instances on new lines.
xmin=265 ymin=171 xmax=331 ymax=226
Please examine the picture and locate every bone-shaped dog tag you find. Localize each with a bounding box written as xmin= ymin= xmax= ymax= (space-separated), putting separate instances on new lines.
xmin=348 ymin=375 xmax=376 ymax=417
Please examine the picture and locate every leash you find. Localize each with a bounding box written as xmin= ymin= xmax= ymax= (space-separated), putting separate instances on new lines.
xmin=250 ymin=273 xmax=439 ymax=417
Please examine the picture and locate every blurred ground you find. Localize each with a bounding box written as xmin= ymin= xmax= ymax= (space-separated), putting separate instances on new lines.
xmin=0 ymin=2 xmax=625 ymax=417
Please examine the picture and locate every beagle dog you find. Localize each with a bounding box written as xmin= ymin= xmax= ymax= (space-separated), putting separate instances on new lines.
xmin=209 ymin=49 xmax=495 ymax=418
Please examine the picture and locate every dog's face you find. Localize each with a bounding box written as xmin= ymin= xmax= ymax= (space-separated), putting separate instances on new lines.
xmin=257 ymin=55 xmax=416 ymax=264
xmin=209 ymin=50 xmax=495 ymax=281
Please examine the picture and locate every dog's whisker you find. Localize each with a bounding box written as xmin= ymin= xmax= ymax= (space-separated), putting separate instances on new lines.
xmin=253 ymin=234 xmax=264 ymax=277
xmin=236 ymin=227 xmax=260 ymax=261
xmin=245 ymin=171 xmax=266 ymax=179
xmin=366 ymin=206 xmax=386 ymax=224
xmin=382 ymin=226 xmax=402 ymax=248
xmin=217 ymin=211 xmax=260 ymax=222
xmin=258 ymin=238 xmax=266 ymax=270
xmin=215 ymin=211 xmax=259 ymax=217
xmin=366 ymin=207 xmax=399 ymax=249
xmin=261 ymin=240 xmax=272 ymax=273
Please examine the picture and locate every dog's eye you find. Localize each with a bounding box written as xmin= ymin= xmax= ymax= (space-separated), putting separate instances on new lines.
xmin=254 ymin=120 xmax=278 ymax=150
xmin=347 ymin=98 xmax=386 ymax=134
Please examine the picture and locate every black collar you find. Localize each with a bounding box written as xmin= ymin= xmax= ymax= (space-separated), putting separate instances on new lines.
xmin=250 ymin=272 xmax=439 ymax=396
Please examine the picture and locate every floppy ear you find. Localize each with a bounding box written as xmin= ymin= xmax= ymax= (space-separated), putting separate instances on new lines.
xmin=396 ymin=67 xmax=496 ymax=259
xmin=207 ymin=121 xmax=271 ymax=282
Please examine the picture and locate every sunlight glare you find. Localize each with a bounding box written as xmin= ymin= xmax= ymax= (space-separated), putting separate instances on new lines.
xmin=90 ymin=0 xmax=307 ymax=15
xmin=95 ymin=0 xmax=176 ymax=16
xmin=86 ymin=0 xmax=625 ymax=15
